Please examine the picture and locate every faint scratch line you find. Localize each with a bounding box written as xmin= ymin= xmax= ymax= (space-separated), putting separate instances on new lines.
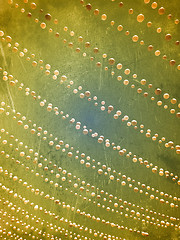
xmin=0 ymin=42 xmax=15 ymax=111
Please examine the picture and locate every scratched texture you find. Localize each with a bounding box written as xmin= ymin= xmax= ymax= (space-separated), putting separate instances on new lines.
xmin=0 ymin=0 xmax=180 ymax=239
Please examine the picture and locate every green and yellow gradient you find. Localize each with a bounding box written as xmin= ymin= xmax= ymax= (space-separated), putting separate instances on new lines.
xmin=0 ymin=0 xmax=179 ymax=239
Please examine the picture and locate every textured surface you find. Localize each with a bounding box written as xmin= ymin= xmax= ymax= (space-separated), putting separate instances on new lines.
xmin=0 ymin=0 xmax=180 ymax=239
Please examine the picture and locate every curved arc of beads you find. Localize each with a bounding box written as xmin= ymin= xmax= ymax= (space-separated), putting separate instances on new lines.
xmin=16 ymin=2 xmax=180 ymax=113
xmin=143 ymin=0 xmax=180 ymax=26
xmin=1 ymin=32 xmax=180 ymax=174
xmin=4 ymin=5 xmax=180 ymax=119
xmin=80 ymin=0 xmax=180 ymax=69
xmin=4 ymin=166 xmax=148 ymax=237
xmin=0 ymin=213 xmax=37 ymax=240
xmin=1 ymin=135 xmax=177 ymax=231
xmin=1 ymin=37 xmax=180 ymax=195
xmin=0 ymin=212 xmax=52 ymax=240
xmin=0 ymin=204 xmax=59 ymax=240
xmin=6 ymin=1 xmax=180 ymax=116
xmin=1 ymin=136 xmax=177 ymax=230
xmin=0 ymin=168 xmax=131 ymax=239
xmin=0 ymin=201 xmax=58 ymax=237
xmin=0 ymin=102 xmax=179 ymax=210
xmin=1 ymin=130 xmax=179 ymax=227
xmin=47 ymin=35 xmax=180 ymax=117
xmin=1 ymin=129 xmax=179 ymax=226
xmin=1 ymin=64 xmax=180 ymax=185
xmin=2 ymin=33 xmax=180 ymax=153
xmin=73 ymin=87 xmax=179 ymax=155
xmin=1 ymin=36 xmax=180 ymax=158
xmin=0 ymin=200 xmax=94 ymax=240
xmin=7 ymin=4 xmax=179 ymax=117
xmin=14 ymin=0 xmax=180 ymax=69
xmin=1 ymin=72 xmax=180 ymax=201
xmin=0 ymin=180 xmax=100 ymax=240
xmin=109 ymin=0 xmax=179 ymax=44
xmin=0 ymin=183 xmax=96 ymax=240
xmin=1 ymin=68 xmax=180 ymax=202
xmin=69 ymin=89 xmax=180 ymax=185
xmin=2 ymin=0 xmax=179 ymax=238
xmin=0 ymin=226 xmax=26 ymax=240
xmin=0 ymin=196 xmax=68 ymax=239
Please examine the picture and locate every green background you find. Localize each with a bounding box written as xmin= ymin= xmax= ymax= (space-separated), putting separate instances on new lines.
xmin=0 ymin=0 xmax=179 ymax=239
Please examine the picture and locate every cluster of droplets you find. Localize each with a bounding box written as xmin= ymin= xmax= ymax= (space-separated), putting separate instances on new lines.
xmin=81 ymin=0 xmax=180 ymax=69
xmin=74 ymin=86 xmax=180 ymax=154
xmin=1 ymin=101 xmax=180 ymax=207
xmin=0 ymin=126 xmax=180 ymax=228
xmin=0 ymin=182 xmax=98 ymax=240
xmin=0 ymin=37 xmax=180 ymax=184
xmin=1 ymin=128 xmax=179 ymax=232
xmin=1 ymin=30 xmax=180 ymax=152
xmin=1 ymin=1 xmax=179 ymax=239
xmin=1 ymin=100 xmax=180 ymax=238
xmin=4 ymin=1 xmax=180 ymax=117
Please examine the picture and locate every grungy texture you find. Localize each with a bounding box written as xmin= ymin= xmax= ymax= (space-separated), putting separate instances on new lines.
xmin=0 ymin=0 xmax=180 ymax=240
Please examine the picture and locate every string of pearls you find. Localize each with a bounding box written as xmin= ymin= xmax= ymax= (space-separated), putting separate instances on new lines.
xmin=0 ymin=183 xmax=96 ymax=240
xmin=5 ymin=1 xmax=180 ymax=116
xmin=0 ymin=206 xmax=57 ymax=239
xmin=73 ymin=86 xmax=180 ymax=154
xmin=0 ymin=134 xmax=179 ymax=229
xmin=0 ymin=179 xmax=123 ymax=239
xmin=2 ymin=165 xmax=148 ymax=237
xmin=143 ymin=0 xmax=180 ymax=26
xmin=0 ymin=103 xmax=179 ymax=209
xmin=2 ymin=1 xmax=179 ymax=239
xmin=0 ymin=33 xmax=180 ymax=180
xmin=2 ymin=36 xmax=179 ymax=155
xmin=1 ymin=66 xmax=180 ymax=187
xmin=80 ymin=0 xmax=180 ymax=69
xmin=1 ymin=11 xmax=180 ymax=140
xmin=110 ymin=0 xmax=179 ymax=44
